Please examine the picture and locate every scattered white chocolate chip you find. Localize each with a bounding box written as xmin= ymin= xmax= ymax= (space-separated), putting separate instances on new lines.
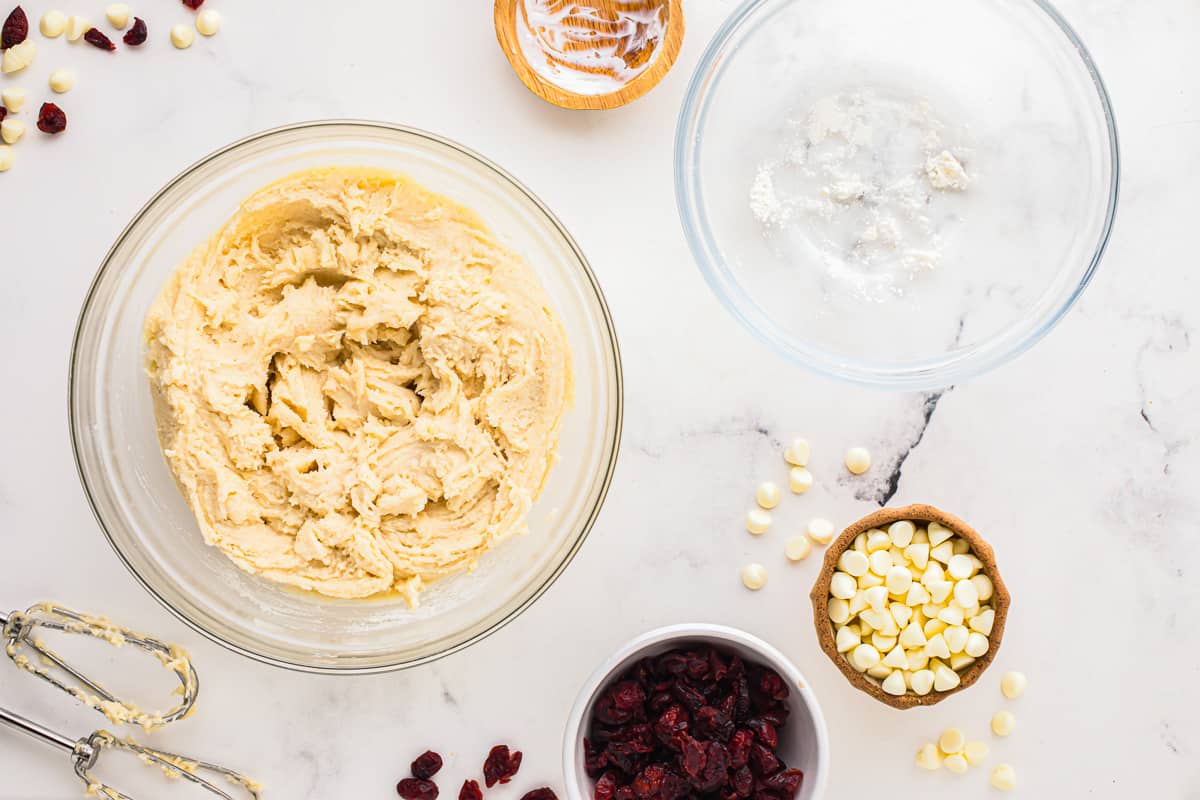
xmin=746 ymin=508 xmax=771 ymax=535
xmin=65 ymin=15 xmax=90 ymax=41
xmin=48 ymin=69 xmax=76 ymax=94
xmin=991 ymin=710 xmax=1015 ymax=736
xmin=741 ymin=563 xmax=767 ymax=590
xmin=755 ymin=481 xmax=781 ymax=509
xmin=881 ymin=670 xmax=906 ymax=696
xmin=784 ymin=437 xmax=810 ymax=466
xmin=0 ymin=145 xmax=13 ymax=172
xmin=171 ymin=23 xmax=195 ymax=49
xmin=964 ymin=741 xmax=989 ymax=766
xmin=787 ymin=466 xmax=813 ymax=494
xmin=105 ymin=3 xmax=131 ymax=29
xmin=844 ymin=446 xmax=871 ymax=474
xmin=915 ymin=743 xmax=941 ymax=770
xmin=943 ymin=754 xmax=968 ymax=774
xmin=807 ymin=517 xmax=835 ymax=545
xmin=1 ymin=118 xmax=25 ymax=144
xmin=938 ymin=728 xmax=965 ymax=755
xmin=1001 ymin=671 xmax=1027 ymax=699
xmin=784 ymin=535 xmax=812 ymax=561
xmin=1 ymin=40 xmax=36 ymax=75
xmin=195 ymin=8 xmax=221 ymax=36
xmin=1 ymin=87 xmax=27 ymax=112
xmin=41 ymin=9 xmax=68 ymax=37
xmin=990 ymin=764 xmax=1016 ymax=791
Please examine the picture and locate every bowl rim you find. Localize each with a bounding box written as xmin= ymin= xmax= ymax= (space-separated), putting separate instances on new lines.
xmin=67 ymin=119 xmax=625 ymax=675
xmin=562 ymin=623 xmax=831 ymax=800
xmin=674 ymin=0 xmax=1121 ymax=391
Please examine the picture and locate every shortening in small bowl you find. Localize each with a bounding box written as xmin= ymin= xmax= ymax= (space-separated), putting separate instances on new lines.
xmin=676 ymin=0 xmax=1118 ymax=389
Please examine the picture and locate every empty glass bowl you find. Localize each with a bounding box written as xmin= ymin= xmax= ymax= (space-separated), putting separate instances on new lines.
xmin=676 ymin=0 xmax=1118 ymax=390
xmin=70 ymin=121 xmax=623 ymax=673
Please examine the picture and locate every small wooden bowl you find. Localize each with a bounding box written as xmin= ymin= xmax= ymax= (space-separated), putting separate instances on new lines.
xmin=809 ymin=504 xmax=1010 ymax=709
xmin=493 ymin=0 xmax=685 ymax=110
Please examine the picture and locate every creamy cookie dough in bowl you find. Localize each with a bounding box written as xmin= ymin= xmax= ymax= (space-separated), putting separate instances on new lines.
xmin=70 ymin=122 xmax=623 ymax=673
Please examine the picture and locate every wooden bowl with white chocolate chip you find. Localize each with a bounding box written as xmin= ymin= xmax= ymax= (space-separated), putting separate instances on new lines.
xmin=809 ymin=504 xmax=1010 ymax=709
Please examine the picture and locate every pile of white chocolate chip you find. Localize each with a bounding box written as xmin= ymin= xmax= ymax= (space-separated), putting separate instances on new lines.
xmin=826 ymin=519 xmax=996 ymax=697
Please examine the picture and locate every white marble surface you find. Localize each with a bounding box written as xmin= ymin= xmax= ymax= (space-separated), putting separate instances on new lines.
xmin=1 ymin=1 xmax=1198 ymax=798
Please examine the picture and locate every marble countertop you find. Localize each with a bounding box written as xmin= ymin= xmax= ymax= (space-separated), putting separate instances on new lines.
xmin=2 ymin=1 xmax=1198 ymax=798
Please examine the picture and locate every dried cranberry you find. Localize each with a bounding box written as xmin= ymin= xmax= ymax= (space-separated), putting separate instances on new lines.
xmin=83 ymin=27 xmax=115 ymax=51
xmin=182 ymin=0 xmax=204 ymax=8
xmin=731 ymin=766 xmax=755 ymax=798
xmin=611 ymin=681 xmax=647 ymax=713
xmin=631 ymin=764 xmax=667 ymax=798
xmin=680 ymin=735 xmax=707 ymax=779
xmin=123 ymin=16 xmax=147 ymax=46
xmin=727 ymin=730 xmax=753 ymax=770
xmin=653 ymin=705 xmax=689 ymax=750
xmin=584 ymin=738 xmax=609 ymax=778
xmin=694 ymin=705 xmax=735 ymax=742
xmin=396 ymin=779 xmax=439 ymax=800
xmin=615 ymin=788 xmax=636 ymax=800
xmin=519 ymin=789 xmax=558 ymax=800
xmin=1 ymin=5 xmax=27 ymax=48
xmin=709 ymin=648 xmax=729 ymax=682
xmin=693 ymin=742 xmax=729 ymax=793
xmin=760 ymin=769 xmax=804 ymax=798
xmin=752 ymin=669 xmax=789 ymax=707
xmin=745 ymin=719 xmax=778 ymax=750
xmin=36 ymin=103 xmax=67 ymax=134
xmin=594 ymin=772 xmax=619 ymax=800
xmin=669 ymin=681 xmax=706 ymax=712
xmin=458 ymin=781 xmax=482 ymax=800
xmin=482 ymin=745 xmax=522 ymax=788
xmin=410 ymin=751 xmax=443 ymax=780
xmin=748 ymin=743 xmax=780 ymax=777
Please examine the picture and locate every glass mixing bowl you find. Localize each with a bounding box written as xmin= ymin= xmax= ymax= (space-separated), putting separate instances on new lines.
xmin=676 ymin=0 xmax=1119 ymax=390
xmin=70 ymin=121 xmax=623 ymax=673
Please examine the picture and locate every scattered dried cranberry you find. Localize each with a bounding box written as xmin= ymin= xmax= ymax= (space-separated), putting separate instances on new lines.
xmin=36 ymin=103 xmax=67 ymax=134
xmin=396 ymin=778 xmax=439 ymax=800
xmin=182 ymin=0 xmax=204 ymax=8
xmin=83 ymin=26 xmax=115 ymax=51
xmin=458 ymin=780 xmax=482 ymax=800
xmin=1 ymin=5 xmax=27 ymax=49
xmin=123 ymin=16 xmax=147 ymax=46
xmin=411 ymin=751 xmax=443 ymax=780
xmin=482 ymin=744 xmax=522 ymax=788
xmin=585 ymin=645 xmax=803 ymax=800
xmin=518 ymin=789 xmax=558 ymax=800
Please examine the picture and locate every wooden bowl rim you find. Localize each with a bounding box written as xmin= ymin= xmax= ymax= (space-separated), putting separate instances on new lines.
xmin=493 ymin=0 xmax=685 ymax=110
xmin=808 ymin=504 xmax=1011 ymax=710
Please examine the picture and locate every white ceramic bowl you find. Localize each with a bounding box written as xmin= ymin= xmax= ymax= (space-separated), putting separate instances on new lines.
xmin=563 ymin=624 xmax=829 ymax=800
xmin=70 ymin=121 xmax=623 ymax=673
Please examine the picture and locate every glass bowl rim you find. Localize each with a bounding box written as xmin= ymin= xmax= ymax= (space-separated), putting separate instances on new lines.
xmin=674 ymin=0 xmax=1121 ymax=391
xmin=67 ymin=119 xmax=625 ymax=674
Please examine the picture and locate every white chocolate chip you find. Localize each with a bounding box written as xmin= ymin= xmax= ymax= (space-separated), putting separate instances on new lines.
xmin=868 ymin=549 xmax=893 ymax=576
xmin=952 ymin=537 xmax=971 ymax=555
xmin=41 ymin=9 xmax=67 ymax=37
xmin=969 ymin=608 xmax=995 ymax=636
xmin=888 ymin=520 xmax=915 ymax=547
xmin=866 ymin=529 xmax=890 ymax=552
xmin=65 ymin=15 xmax=90 ymax=41
xmin=755 ymin=481 xmax=781 ymax=509
xmin=866 ymin=663 xmax=892 ymax=680
xmin=904 ymin=542 xmax=930 ymax=569
xmin=947 ymin=553 xmax=974 ymax=580
xmin=858 ymin=571 xmax=884 ymax=589
xmin=171 ymin=23 xmax=195 ymax=49
xmin=881 ymin=670 xmax=907 ymax=696
xmin=907 ymin=650 xmax=930 ymax=672
xmin=990 ymin=764 xmax=1016 ymax=791
xmin=827 ymin=597 xmax=850 ymax=625
xmin=195 ymin=8 xmax=221 ymax=36
xmin=889 ymin=602 xmax=912 ymax=628
xmin=885 ymin=565 xmax=913 ymax=595
xmin=922 ymin=561 xmax=945 ymax=584
xmin=838 ymin=549 xmax=869 ymax=577
xmin=964 ymin=741 xmax=989 ymax=766
xmin=851 ymin=643 xmax=881 ymax=670
xmin=852 ymin=532 xmax=868 ymax=553
xmin=0 ymin=145 xmax=13 ymax=172
xmin=0 ymin=118 xmax=25 ymax=144
xmin=787 ymin=466 xmax=813 ymax=494
xmin=954 ymin=579 xmax=980 ymax=609
xmin=844 ymin=446 xmax=871 ymax=474
xmin=1 ymin=87 xmax=26 ymax=112
xmin=938 ymin=728 xmax=965 ymax=755
xmin=1001 ymin=671 xmax=1026 ymax=699
xmin=105 ymin=3 xmax=131 ymax=29
xmin=848 ymin=591 xmax=868 ymax=617
xmin=48 ymin=68 xmax=76 ymax=94
xmin=965 ymin=632 xmax=989 ymax=658
xmin=915 ymin=742 xmax=941 ymax=770
xmin=741 ymin=563 xmax=767 ymax=590
xmin=991 ymin=710 xmax=1015 ymax=736
xmin=943 ymin=753 xmax=968 ymax=774
xmin=943 ymin=625 xmax=968 ymax=654
xmin=1 ymin=40 xmax=36 ymax=75
xmin=910 ymin=669 xmax=934 ymax=695
xmin=870 ymin=632 xmax=896 ymax=652
xmin=927 ymin=521 xmax=954 ymax=546
xmin=924 ymin=633 xmax=951 ymax=660
xmin=949 ymin=653 xmax=975 ymax=671
xmin=971 ymin=574 xmax=995 ymax=603
xmin=746 ymin=508 xmax=771 ymax=535
xmin=783 ymin=437 xmax=809 ymax=466
xmin=905 ymin=583 xmax=930 ymax=606
xmin=899 ymin=622 xmax=927 ymax=649
xmin=932 ymin=663 xmax=961 ymax=691
xmin=830 ymin=572 xmax=856 ymax=600
xmin=784 ymin=535 xmax=811 ymax=561
xmin=807 ymin=517 xmax=835 ymax=544
xmin=835 ymin=625 xmax=861 ymax=653
xmin=882 ymin=644 xmax=907 ymax=669
xmin=930 ymin=540 xmax=955 ymax=565
xmin=864 ymin=585 xmax=888 ymax=612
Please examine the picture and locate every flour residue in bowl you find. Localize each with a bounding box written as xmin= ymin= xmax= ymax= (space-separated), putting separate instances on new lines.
xmin=750 ymin=90 xmax=972 ymax=302
xmin=516 ymin=0 xmax=667 ymax=95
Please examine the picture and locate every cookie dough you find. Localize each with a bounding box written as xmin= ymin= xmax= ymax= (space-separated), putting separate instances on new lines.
xmin=145 ymin=167 xmax=573 ymax=605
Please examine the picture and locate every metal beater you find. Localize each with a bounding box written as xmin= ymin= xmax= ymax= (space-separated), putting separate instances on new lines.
xmin=1 ymin=603 xmax=261 ymax=799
